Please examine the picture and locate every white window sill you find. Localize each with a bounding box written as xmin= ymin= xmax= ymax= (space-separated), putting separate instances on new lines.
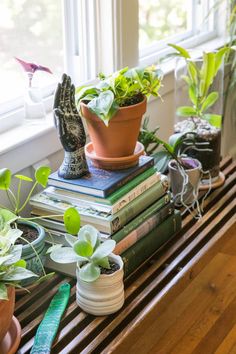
xmin=0 ymin=113 xmax=62 ymax=173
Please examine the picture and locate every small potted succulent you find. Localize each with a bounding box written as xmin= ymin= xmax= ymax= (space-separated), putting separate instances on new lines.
xmin=0 ymin=228 xmax=37 ymax=343
xmin=49 ymin=220 xmax=124 ymax=316
xmin=76 ymin=65 xmax=163 ymax=166
xmin=169 ymin=44 xmax=230 ymax=181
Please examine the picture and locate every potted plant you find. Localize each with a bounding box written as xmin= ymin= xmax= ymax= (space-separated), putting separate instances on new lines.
xmin=169 ymin=44 xmax=230 ymax=181
xmin=49 ymin=221 xmax=124 ymax=316
xmin=0 ymin=228 xmax=37 ymax=342
xmin=76 ymin=66 xmax=163 ymax=165
xmin=154 ymin=133 xmax=205 ymax=207
xmin=0 ymin=166 xmax=52 ymax=285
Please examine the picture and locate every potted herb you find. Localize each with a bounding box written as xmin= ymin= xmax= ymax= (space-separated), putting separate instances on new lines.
xmin=0 ymin=229 xmax=37 ymax=342
xmin=0 ymin=166 xmax=52 ymax=285
xmin=76 ymin=66 xmax=163 ymax=163
xmin=169 ymin=44 xmax=230 ymax=181
xmin=49 ymin=221 xmax=124 ymax=316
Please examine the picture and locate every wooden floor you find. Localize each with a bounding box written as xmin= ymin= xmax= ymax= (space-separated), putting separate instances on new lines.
xmin=129 ymin=222 xmax=236 ymax=354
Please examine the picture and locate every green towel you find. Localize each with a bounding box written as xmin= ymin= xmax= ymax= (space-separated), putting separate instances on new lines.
xmin=30 ymin=283 xmax=71 ymax=354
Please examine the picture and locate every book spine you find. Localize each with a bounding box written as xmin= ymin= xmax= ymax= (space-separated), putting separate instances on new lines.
xmin=103 ymin=158 xmax=154 ymax=197
xmin=110 ymin=172 xmax=160 ymax=214
xmin=113 ymin=202 xmax=174 ymax=255
xmin=122 ymin=211 xmax=182 ymax=277
xmin=109 ymin=179 xmax=169 ymax=234
xmin=111 ymin=198 xmax=173 ymax=243
xmin=108 ymin=167 xmax=157 ymax=204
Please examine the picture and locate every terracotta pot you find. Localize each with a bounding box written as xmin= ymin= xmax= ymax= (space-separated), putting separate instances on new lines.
xmin=168 ymin=158 xmax=202 ymax=206
xmin=76 ymin=254 xmax=124 ymax=316
xmin=80 ymin=98 xmax=147 ymax=158
xmin=0 ymin=287 xmax=15 ymax=342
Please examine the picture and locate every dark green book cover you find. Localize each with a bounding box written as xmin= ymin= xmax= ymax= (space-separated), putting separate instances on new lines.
xmin=122 ymin=210 xmax=181 ymax=277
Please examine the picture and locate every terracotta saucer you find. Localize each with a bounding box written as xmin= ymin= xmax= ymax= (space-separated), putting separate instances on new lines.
xmin=85 ymin=142 xmax=145 ymax=170
xmin=199 ymin=171 xmax=225 ymax=191
xmin=0 ymin=316 xmax=21 ymax=354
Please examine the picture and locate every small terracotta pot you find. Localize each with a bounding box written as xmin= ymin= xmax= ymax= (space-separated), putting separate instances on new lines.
xmin=0 ymin=287 xmax=15 ymax=342
xmin=80 ymin=98 xmax=147 ymax=158
xmin=76 ymin=254 xmax=124 ymax=316
xmin=168 ymin=158 xmax=202 ymax=206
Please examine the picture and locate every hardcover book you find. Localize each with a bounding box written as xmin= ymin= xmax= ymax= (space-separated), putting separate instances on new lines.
xmin=48 ymin=155 xmax=154 ymax=197
xmin=31 ymin=180 xmax=170 ymax=234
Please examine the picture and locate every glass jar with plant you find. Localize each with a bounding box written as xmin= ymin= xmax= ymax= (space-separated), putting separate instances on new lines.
xmin=49 ymin=221 xmax=124 ymax=316
xmin=76 ymin=66 xmax=163 ymax=169
xmin=169 ymin=44 xmax=230 ymax=182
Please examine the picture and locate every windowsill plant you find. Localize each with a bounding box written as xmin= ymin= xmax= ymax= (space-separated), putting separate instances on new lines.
xmin=76 ymin=66 xmax=163 ymax=165
xmin=169 ymin=44 xmax=231 ymax=181
xmin=49 ymin=223 xmax=124 ymax=316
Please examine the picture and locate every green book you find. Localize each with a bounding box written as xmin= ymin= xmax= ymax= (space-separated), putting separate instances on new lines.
xmin=122 ymin=210 xmax=182 ymax=277
xmin=112 ymin=198 xmax=174 ymax=243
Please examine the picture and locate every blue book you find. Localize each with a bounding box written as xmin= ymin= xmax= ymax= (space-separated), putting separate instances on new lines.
xmin=48 ymin=156 xmax=154 ymax=197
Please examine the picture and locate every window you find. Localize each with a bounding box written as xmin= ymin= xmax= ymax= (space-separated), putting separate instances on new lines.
xmin=0 ymin=0 xmax=224 ymax=127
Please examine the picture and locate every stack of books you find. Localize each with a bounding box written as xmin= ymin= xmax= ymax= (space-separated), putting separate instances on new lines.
xmin=30 ymin=156 xmax=181 ymax=277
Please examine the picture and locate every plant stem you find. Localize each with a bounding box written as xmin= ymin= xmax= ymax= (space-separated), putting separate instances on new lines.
xmin=18 ymin=181 xmax=38 ymax=214
xmin=15 ymin=180 xmax=22 ymax=214
xmin=5 ymin=189 xmax=16 ymax=211
xmin=19 ymin=235 xmax=46 ymax=276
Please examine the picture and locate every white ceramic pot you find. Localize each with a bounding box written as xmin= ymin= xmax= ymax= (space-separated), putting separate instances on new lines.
xmin=168 ymin=157 xmax=202 ymax=206
xmin=76 ymin=254 xmax=124 ymax=316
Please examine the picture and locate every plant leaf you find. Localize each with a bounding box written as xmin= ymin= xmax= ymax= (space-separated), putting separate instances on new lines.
xmin=176 ymin=106 xmax=197 ymax=117
xmin=214 ymin=47 xmax=229 ymax=76
xmin=50 ymin=246 xmax=85 ymax=263
xmin=203 ymin=114 xmax=222 ymax=128
xmin=95 ymin=256 xmax=110 ymax=269
xmin=14 ymin=175 xmax=33 ymax=182
xmin=14 ymin=259 xmax=26 ymax=268
xmin=0 ymin=283 xmax=8 ymax=300
xmin=0 ymin=168 xmax=11 ymax=190
xmin=78 ymin=263 xmax=100 ymax=282
xmin=73 ymin=240 xmax=93 ymax=258
xmin=91 ymin=239 xmax=116 ymax=261
xmin=63 ymin=207 xmax=80 ymax=235
xmin=0 ymin=209 xmax=18 ymax=223
xmin=2 ymin=267 xmax=38 ymax=281
xmin=77 ymin=225 xmax=99 ymax=248
xmin=87 ymin=90 xmax=117 ymax=125
xmin=168 ymin=43 xmax=191 ymax=58
xmin=201 ymin=92 xmax=219 ymax=112
xmin=200 ymin=52 xmax=216 ymax=97
xmin=65 ymin=234 xmax=77 ymax=247
xmin=153 ymin=151 xmax=171 ymax=173
xmin=35 ymin=166 xmax=51 ymax=187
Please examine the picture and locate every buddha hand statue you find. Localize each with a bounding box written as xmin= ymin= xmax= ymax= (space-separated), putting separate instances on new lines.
xmin=53 ymin=73 xmax=89 ymax=179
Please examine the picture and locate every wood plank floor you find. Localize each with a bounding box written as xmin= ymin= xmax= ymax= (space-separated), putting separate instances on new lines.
xmin=129 ymin=222 xmax=236 ymax=354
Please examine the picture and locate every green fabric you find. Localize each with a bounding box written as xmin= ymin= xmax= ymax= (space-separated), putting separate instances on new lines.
xmin=30 ymin=283 xmax=70 ymax=354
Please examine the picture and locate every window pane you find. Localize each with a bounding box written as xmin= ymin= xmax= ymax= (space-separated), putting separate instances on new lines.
xmin=139 ymin=0 xmax=190 ymax=49
xmin=0 ymin=0 xmax=63 ymax=105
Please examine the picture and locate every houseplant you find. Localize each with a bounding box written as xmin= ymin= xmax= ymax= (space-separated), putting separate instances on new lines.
xmin=0 ymin=166 xmax=52 ymax=284
xmin=154 ymin=133 xmax=205 ymax=208
xmin=49 ymin=222 xmax=124 ymax=316
xmin=0 ymin=227 xmax=37 ymax=342
xmin=169 ymin=44 xmax=230 ymax=181
xmin=76 ymin=66 xmax=163 ymax=165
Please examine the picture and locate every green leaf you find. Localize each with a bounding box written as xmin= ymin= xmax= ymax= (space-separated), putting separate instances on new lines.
xmin=79 ymin=263 xmax=100 ymax=282
xmin=0 ymin=283 xmax=8 ymax=300
xmin=95 ymin=256 xmax=110 ymax=269
xmin=168 ymin=43 xmax=191 ymax=58
xmin=35 ymin=166 xmax=51 ymax=188
xmin=77 ymin=225 xmax=99 ymax=248
xmin=14 ymin=259 xmax=26 ymax=268
xmin=201 ymin=92 xmax=219 ymax=112
xmin=214 ymin=47 xmax=229 ymax=76
xmin=50 ymin=246 xmax=85 ymax=263
xmin=46 ymin=244 xmax=62 ymax=254
xmin=187 ymin=61 xmax=198 ymax=86
xmin=2 ymin=245 xmax=22 ymax=266
xmin=176 ymin=106 xmax=197 ymax=117
xmin=2 ymin=267 xmax=38 ymax=281
xmin=73 ymin=240 xmax=93 ymax=258
xmin=0 ymin=209 xmax=18 ymax=224
xmin=188 ymin=85 xmax=197 ymax=105
xmin=0 ymin=168 xmax=11 ymax=190
xmin=91 ymin=239 xmax=116 ymax=260
xmin=200 ymin=52 xmax=216 ymax=97
xmin=14 ymin=175 xmax=33 ymax=182
xmin=63 ymin=207 xmax=80 ymax=235
xmin=203 ymin=114 xmax=222 ymax=128
xmin=153 ymin=151 xmax=171 ymax=173
xmin=34 ymin=272 xmax=55 ymax=284
xmin=87 ymin=90 xmax=117 ymax=125
xmin=65 ymin=234 xmax=77 ymax=247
